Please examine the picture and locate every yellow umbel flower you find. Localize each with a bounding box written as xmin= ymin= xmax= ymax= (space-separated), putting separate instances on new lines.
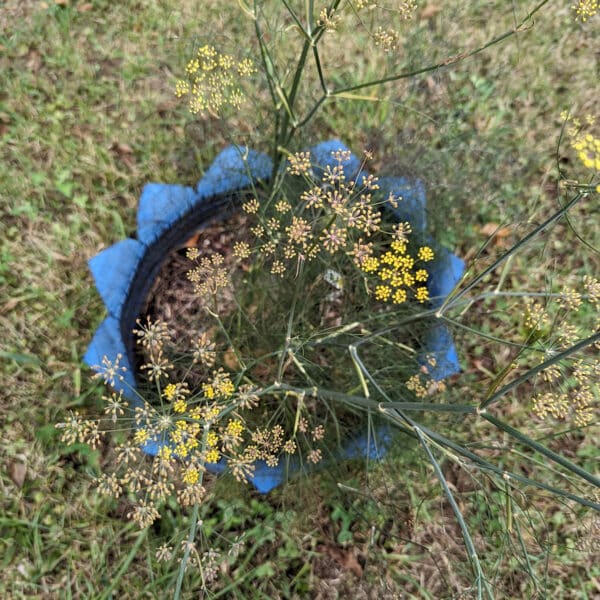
xmin=182 ymin=466 xmax=199 ymax=485
xmin=226 ymin=420 xmax=244 ymax=437
xmin=134 ymin=429 xmax=149 ymax=445
xmin=572 ymin=133 xmax=600 ymax=171
xmin=375 ymin=285 xmax=392 ymax=301
xmin=362 ymin=256 xmax=379 ymax=273
xmin=205 ymin=449 xmax=220 ymax=464
xmin=175 ymin=45 xmax=255 ymax=117
xmin=572 ymin=0 xmax=598 ymax=21
xmin=416 ymin=287 xmax=430 ymax=303
xmin=417 ymin=246 xmax=435 ymax=262
xmin=173 ymin=399 xmax=187 ymax=413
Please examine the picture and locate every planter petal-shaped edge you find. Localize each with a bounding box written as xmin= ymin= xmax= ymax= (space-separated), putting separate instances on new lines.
xmin=84 ymin=140 xmax=464 ymax=493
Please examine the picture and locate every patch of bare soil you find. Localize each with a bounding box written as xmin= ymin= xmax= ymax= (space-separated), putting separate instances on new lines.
xmin=140 ymin=210 xmax=249 ymax=349
xmin=0 ymin=1 xmax=47 ymax=32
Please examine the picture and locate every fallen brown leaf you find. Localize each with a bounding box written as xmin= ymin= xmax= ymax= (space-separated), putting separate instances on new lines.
xmin=317 ymin=544 xmax=363 ymax=578
xmin=26 ymin=49 xmax=42 ymax=72
xmin=421 ymin=4 xmax=441 ymax=19
xmin=111 ymin=141 xmax=134 ymax=155
xmin=222 ymin=348 xmax=240 ymax=371
xmin=9 ymin=462 xmax=27 ymax=489
xmin=480 ymin=222 xmax=512 ymax=248
xmin=110 ymin=142 xmax=136 ymax=170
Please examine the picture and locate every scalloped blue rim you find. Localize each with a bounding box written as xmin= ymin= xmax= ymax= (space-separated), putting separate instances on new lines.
xmin=84 ymin=140 xmax=465 ymax=493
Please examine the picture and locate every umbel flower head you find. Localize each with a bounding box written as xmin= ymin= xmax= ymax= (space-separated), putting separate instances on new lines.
xmin=175 ymin=45 xmax=255 ymax=117
xmin=79 ymin=140 xmax=464 ymax=525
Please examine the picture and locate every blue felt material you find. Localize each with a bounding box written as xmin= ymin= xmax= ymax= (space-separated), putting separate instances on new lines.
xmin=423 ymin=322 xmax=462 ymax=381
xmin=310 ymin=139 xmax=363 ymax=182
xmin=309 ymin=140 xmax=462 ymax=380
xmin=427 ymin=248 xmax=464 ymax=308
xmin=136 ymin=183 xmax=198 ymax=246
xmin=85 ymin=140 xmax=466 ymax=493
xmin=88 ymin=239 xmax=146 ymax=319
xmin=420 ymin=247 xmax=464 ymax=379
xmin=196 ymin=146 xmax=272 ymax=199
xmin=420 ymin=247 xmax=465 ymax=381
xmin=247 ymin=424 xmax=393 ymax=492
xmin=83 ymin=316 xmax=137 ymax=399
xmin=379 ymin=176 xmax=427 ymax=234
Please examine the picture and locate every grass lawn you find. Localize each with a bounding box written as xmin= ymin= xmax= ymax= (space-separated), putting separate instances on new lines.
xmin=1 ymin=0 xmax=598 ymax=598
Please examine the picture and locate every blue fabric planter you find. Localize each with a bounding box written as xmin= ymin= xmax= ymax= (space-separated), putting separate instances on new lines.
xmin=84 ymin=140 xmax=464 ymax=493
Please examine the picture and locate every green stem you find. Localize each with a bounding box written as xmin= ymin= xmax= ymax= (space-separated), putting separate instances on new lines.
xmin=281 ymin=0 xmax=311 ymax=39
xmin=99 ymin=528 xmax=148 ymax=600
xmin=276 ymin=283 xmax=300 ymax=382
xmin=438 ymin=192 xmax=584 ymax=315
xmin=173 ymin=504 xmax=200 ymax=599
xmin=383 ymin=408 xmax=600 ymax=511
xmin=413 ymin=425 xmax=494 ymax=600
xmin=480 ymin=412 xmax=600 ymax=489
xmin=206 ymin=307 xmax=247 ymax=371
xmin=479 ymin=330 xmax=600 ymax=409
xmin=174 ymin=425 xmax=210 ymax=600
xmin=331 ymin=0 xmax=551 ymax=96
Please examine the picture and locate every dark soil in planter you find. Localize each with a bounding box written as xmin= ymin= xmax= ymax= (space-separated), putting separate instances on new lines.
xmin=136 ymin=211 xmax=251 ymax=382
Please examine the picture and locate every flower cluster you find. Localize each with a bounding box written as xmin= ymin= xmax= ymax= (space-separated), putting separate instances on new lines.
xmin=572 ymin=0 xmax=598 ymax=21
xmin=239 ymin=149 xmax=431 ymax=307
xmin=175 ymin=45 xmax=255 ymax=117
xmin=317 ymin=7 xmax=341 ymax=32
xmin=405 ymin=356 xmax=447 ymax=399
xmin=58 ymin=318 xmax=333 ymax=528
xmin=361 ymin=238 xmax=433 ymax=305
xmin=373 ymin=27 xmax=400 ymax=53
xmin=562 ymin=112 xmax=600 ymax=193
xmin=528 ymin=277 xmax=600 ymax=427
xmin=572 ymin=132 xmax=600 ymax=173
xmin=186 ymin=250 xmax=230 ymax=302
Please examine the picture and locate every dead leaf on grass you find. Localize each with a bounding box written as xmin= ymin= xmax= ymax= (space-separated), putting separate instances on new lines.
xmin=26 ymin=49 xmax=42 ymax=72
xmin=223 ymin=348 xmax=240 ymax=371
xmin=8 ymin=462 xmax=27 ymax=489
xmin=0 ymin=112 xmax=10 ymax=136
xmin=421 ymin=4 xmax=441 ymax=19
xmin=317 ymin=544 xmax=364 ymax=578
xmin=110 ymin=141 xmax=136 ymax=169
xmin=111 ymin=141 xmax=134 ymax=155
xmin=480 ymin=222 xmax=512 ymax=248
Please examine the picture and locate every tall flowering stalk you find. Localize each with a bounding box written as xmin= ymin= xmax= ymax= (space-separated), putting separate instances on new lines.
xmin=65 ymin=2 xmax=600 ymax=597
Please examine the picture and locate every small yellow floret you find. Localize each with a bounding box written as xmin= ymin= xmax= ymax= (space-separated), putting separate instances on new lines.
xmin=205 ymin=449 xmax=220 ymax=464
xmin=173 ymin=399 xmax=187 ymax=413
xmin=392 ymin=288 xmax=407 ymax=304
xmin=375 ymin=285 xmax=392 ymax=301
xmin=158 ymin=446 xmax=172 ymax=461
xmin=175 ymin=443 xmax=189 ymax=458
xmin=390 ymin=240 xmax=407 ymax=254
xmin=134 ymin=429 xmax=149 ymax=445
xmin=417 ymin=247 xmax=435 ymax=262
xmin=163 ymin=383 xmax=177 ymax=401
xmin=183 ymin=466 xmax=199 ymax=485
xmin=226 ymin=419 xmax=244 ymax=436
xmin=416 ymin=287 xmax=430 ymax=303
xmin=362 ymin=257 xmax=379 ymax=273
